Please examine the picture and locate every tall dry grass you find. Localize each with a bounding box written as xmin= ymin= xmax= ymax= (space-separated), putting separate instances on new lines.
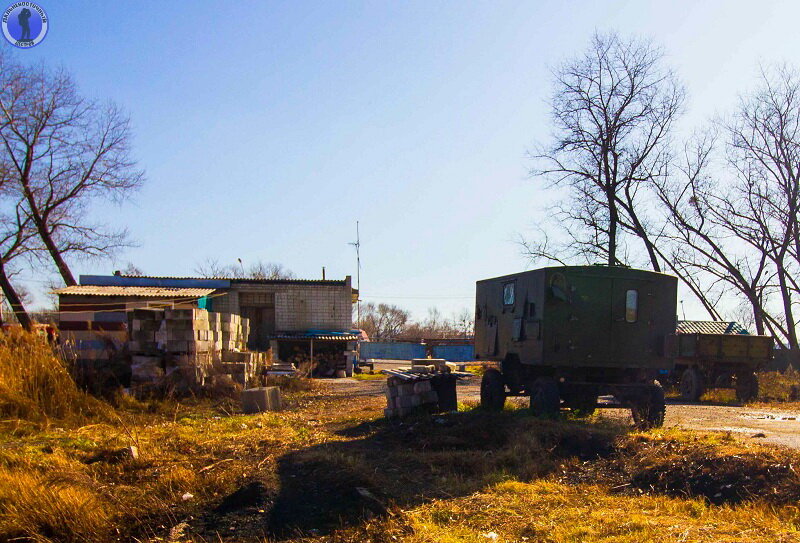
xmin=0 ymin=329 xmax=108 ymax=422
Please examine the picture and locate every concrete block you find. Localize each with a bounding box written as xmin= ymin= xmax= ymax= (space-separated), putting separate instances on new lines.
xmin=241 ymin=386 xmax=282 ymax=414
xmin=131 ymin=355 xmax=162 ymax=366
xmin=131 ymin=309 xmax=162 ymax=321
xmin=165 ymin=308 xmax=207 ymax=320
xmin=128 ymin=340 xmax=159 ymax=353
xmin=396 ymin=395 xmax=422 ymax=408
xmin=167 ymin=330 xmax=195 ymax=341
xmin=413 ymin=380 xmax=432 ymax=394
xmin=166 ymin=340 xmax=190 ymax=352
xmin=131 ymin=330 xmax=155 ymax=342
xmin=396 ymin=383 xmax=415 ymax=397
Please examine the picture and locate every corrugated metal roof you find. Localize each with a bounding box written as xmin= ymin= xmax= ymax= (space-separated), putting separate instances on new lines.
xmin=270 ymin=332 xmax=360 ymax=341
xmin=80 ymin=274 xmax=349 ymax=287
xmin=54 ymin=285 xmax=216 ymax=298
xmin=677 ymin=321 xmax=750 ymax=335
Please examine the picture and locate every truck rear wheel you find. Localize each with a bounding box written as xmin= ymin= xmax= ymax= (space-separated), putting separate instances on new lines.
xmin=679 ymin=368 xmax=704 ymax=401
xmin=631 ymin=384 xmax=665 ymax=429
xmin=530 ymin=378 xmax=560 ymax=417
xmin=480 ymin=369 xmax=506 ymax=411
xmin=735 ymin=372 xmax=759 ymax=403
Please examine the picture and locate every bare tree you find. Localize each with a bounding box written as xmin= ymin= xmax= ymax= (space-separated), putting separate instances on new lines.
xmin=719 ymin=65 xmax=800 ymax=347
xmin=194 ymin=257 xmax=295 ymax=280
xmin=357 ymin=302 xmax=410 ymax=339
xmin=0 ymin=200 xmax=36 ymax=329
xmin=529 ymin=31 xmax=684 ymax=269
xmin=653 ymin=132 xmax=773 ymax=331
xmin=0 ymin=54 xmax=143 ymax=287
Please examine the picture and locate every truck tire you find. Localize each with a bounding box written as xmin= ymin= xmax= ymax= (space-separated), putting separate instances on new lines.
xmin=530 ymin=378 xmax=560 ymax=417
xmin=679 ymin=368 xmax=704 ymax=402
xmin=480 ymin=369 xmax=506 ymax=411
xmin=631 ymin=384 xmax=666 ymax=429
xmin=735 ymin=372 xmax=759 ymax=403
xmin=563 ymin=387 xmax=597 ymax=417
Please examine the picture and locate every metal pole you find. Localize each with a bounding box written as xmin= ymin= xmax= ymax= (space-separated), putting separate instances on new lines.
xmin=356 ymin=221 xmax=361 ymax=325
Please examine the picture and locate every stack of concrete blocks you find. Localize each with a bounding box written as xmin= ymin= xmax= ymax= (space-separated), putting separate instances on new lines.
xmin=127 ymin=306 xmax=260 ymax=395
xmin=129 ymin=309 xmax=166 ymax=390
xmin=217 ymin=351 xmax=269 ymax=387
xmin=219 ymin=312 xmax=248 ymax=351
xmin=159 ymin=308 xmax=216 ymax=387
xmin=384 ymin=376 xmax=439 ymax=418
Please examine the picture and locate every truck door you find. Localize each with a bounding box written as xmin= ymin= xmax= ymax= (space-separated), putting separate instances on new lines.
xmin=611 ymin=279 xmax=650 ymax=365
xmin=562 ymin=272 xmax=612 ymax=365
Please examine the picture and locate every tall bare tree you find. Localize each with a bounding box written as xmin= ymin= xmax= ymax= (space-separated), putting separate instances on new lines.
xmin=0 ymin=53 xmax=143 ymax=287
xmin=529 ymin=32 xmax=684 ymax=269
xmin=719 ymin=65 xmax=800 ymax=347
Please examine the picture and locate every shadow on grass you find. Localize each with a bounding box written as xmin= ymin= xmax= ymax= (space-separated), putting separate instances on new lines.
xmin=195 ymin=408 xmax=625 ymax=540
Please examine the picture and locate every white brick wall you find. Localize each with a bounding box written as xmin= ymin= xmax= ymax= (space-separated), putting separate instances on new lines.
xmin=222 ymin=282 xmax=352 ymax=332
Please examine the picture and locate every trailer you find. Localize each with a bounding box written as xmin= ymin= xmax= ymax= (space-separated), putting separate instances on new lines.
xmin=475 ymin=265 xmax=677 ymax=428
xmin=668 ymin=321 xmax=773 ymax=402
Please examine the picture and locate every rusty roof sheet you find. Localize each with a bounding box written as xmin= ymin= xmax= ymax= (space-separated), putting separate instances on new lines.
xmin=54 ymin=285 xmax=216 ymax=298
xmin=677 ymin=320 xmax=750 ymax=335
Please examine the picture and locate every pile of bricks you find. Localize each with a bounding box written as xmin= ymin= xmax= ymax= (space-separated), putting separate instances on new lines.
xmin=384 ymin=377 xmax=439 ymax=418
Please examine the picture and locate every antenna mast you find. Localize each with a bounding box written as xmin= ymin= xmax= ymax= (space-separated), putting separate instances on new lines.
xmin=349 ymin=221 xmax=361 ymax=326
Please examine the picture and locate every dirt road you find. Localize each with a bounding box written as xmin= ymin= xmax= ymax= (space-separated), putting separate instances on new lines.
xmin=330 ymin=375 xmax=800 ymax=449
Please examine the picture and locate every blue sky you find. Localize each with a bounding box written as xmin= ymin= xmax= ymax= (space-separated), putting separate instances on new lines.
xmin=8 ymin=1 xmax=800 ymax=319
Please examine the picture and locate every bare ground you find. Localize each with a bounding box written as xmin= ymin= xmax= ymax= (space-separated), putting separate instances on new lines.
xmin=331 ymin=375 xmax=800 ymax=449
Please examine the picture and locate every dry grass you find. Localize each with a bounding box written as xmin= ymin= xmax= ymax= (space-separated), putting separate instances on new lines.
xmin=351 ymin=372 xmax=386 ymax=381
xmin=3 ymin=335 xmax=800 ymax=542
xmin=332 ymin=480 xmax=800 ymax=543
xmin=0 ymin=329 xmax=109 ymax=423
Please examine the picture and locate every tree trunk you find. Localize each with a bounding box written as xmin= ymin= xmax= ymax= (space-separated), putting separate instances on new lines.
xmin=20 ymin=186 xmax=76 ymax=286
xmin=0 ymin=261 xmax=32 ymax=331
xmin=776 ymin=265 xmax=798 ymax=349
xmin=607 ymin=191 xmax=618 ymax=266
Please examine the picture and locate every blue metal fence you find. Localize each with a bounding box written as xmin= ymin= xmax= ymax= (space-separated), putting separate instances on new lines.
xmin=431 ymin=344 xmax=475 ymax=362
xmin=359 ymin=342 xmax=426 ymax=361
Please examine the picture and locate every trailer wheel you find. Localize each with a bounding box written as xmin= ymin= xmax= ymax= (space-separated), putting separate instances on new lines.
xmin=530 ymin=378 xmax=560 ymax=417
xmin=631 ymin=384 xmax=666 ymax=429
xmin=679 ymin=368 xmax=704 ymax=401
xmin=480 ymin=369 xmax=506 ymax=411
xmin=735 ymin=372 xmax=759 ymax=403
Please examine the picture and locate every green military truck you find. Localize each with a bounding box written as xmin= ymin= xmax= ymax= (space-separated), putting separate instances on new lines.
xmin=669 ymin=321 xmax=773 ymax=402
xmin=475 ymin=265 xmax=677 ymax=428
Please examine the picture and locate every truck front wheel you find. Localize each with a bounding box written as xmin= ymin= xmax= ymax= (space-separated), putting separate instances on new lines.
xmin=679 ymin=368 xmax=704 ymax=402
xmin=480 ymin=368 xmax=506 ymax=411
xmin=530 ymin=378 xmax=560 ymax=417
xmin=631 ymin=384 xmax=666 ymax=429
xmin=735 ymin=372 xmax=759 ymax=403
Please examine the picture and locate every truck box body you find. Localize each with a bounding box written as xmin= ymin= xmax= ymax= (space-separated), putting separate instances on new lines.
xmin=474 ymin=266 xmax=678 ymax=371
xmin=670 ymin=332 xmax=773 ymax=370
